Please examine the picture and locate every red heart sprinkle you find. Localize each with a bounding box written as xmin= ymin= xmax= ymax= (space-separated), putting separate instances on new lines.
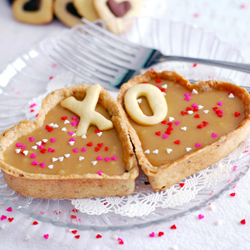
xmin=165 ymin=130 xmax=171 ymax=135
xmin=235 ymin=112 xmax=240 ymax=117
xmin=119 ymin=240 xmax=124 ymax=245
xmin=203 ymin=121 xmax=209 ymax=126
xmin=30 ymin=109 xmax=35 ymax=113
xmin=155 ymin=131 xmax=161 ymax=136
xmin=174 ymin=140 xmax=180 ymax=145
xmin=61 ymin=116 xmax=67 ymax=120
xmin=95 ymin=147 xmax=100 ymax=152
xmin=42 ymin=141 xmax=46 ymax=145
xmin=170 ymin=224 xmax=177 ymax=229
xmin=72 ymin=230 xmax=77 ymax=234
xmin=167 ymin=122 xmax=172 ymax=126
xmin=158 ymin=232 xmax=164 ymax=237
xmin=193 ymin=107 xmax=199 ymax=112
xmin=186 ymin=107 xmax=192 ymax=111
xmin=71 ymin=215 xmax=77 ymax=219
xmin=155 ymin=78 xmax=162 ymax=83
xmin=46 ymin=125 xmax=53 ymax=132
xmin=96 ymin=234 xmax=102 ymax=239
xmin=49 ymin=76 xmax=53 ymax=80
xmin=8 ymin=217 xmax=14 ymax=222
xmin=230 ymin=193 xmax=236 ymax=197
xmin=241 ymin=219 xmax=246 ymax=224
xmin=105 ymin=147 xmax=108 ymax=151
xmin=98 ymin=143 xmax=103 ymax=148
xmin=213 ymin=107 xmax=218 ymax=111
xmin=161 ymin=120 xmax=167 ymax=124
xmin=75 ymin=235 xmax=80 ymax=239
xmin=95 ymin=129 xmax=101 ymax=133
xmin=40 ymin=149 xmax=46 ymax=154
xmin=87 ymin=142 xmax=93 ymax=146
xmin=33 ymin=221 xmax=38 ymax=225
xmin=179 ymin=183 xmax=185 ymax=187
xmin=72 ymin=209 xmax=78 ymax=212
xmin=193 ymin=63 xmax=197 ymax=67
xmin=197 ymin=124 xmax=203 ymax=129
xmin=181 ymin=111 xmax=187 ymax=115
xmin=194 ymin=114 xmax=200 ymax=118
xmin=161 ymin=88 xmax=165 ymax=92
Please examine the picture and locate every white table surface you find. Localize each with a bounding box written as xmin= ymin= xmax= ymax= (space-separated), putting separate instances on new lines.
xmin=1 ymin=0 xmax=250 ymax=249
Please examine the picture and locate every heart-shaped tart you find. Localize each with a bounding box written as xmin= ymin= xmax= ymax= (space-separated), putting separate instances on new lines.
xmin=0 ymin=84 xmax=138 ymax=199
xmin=117 ymin=70 xmax=250 ymax=191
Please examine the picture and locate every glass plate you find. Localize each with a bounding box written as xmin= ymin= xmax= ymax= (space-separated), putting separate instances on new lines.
xmin=0 ymin=18 xmax=250 ymax=231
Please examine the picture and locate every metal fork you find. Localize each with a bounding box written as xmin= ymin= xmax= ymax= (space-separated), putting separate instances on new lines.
xmin=42 ymin=18 xmax=250 ymax=91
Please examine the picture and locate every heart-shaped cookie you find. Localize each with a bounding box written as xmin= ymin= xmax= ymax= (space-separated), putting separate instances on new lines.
xmin=0 ymin=84 xmax=138 ymax=199
xmin=93 ymin=0 xmax=142 ymax=34
xmin=117 ymin=70 xmax=250 ymax=191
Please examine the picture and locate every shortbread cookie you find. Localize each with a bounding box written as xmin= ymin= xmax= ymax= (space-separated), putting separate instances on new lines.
xmin=117 ymin=70 xmax=250 ymax=191
xmin=12 ymin=0 xmax=53 ymax=24
xmin=0 ymin=84 xmax=138 ymax=199
xmin=73 ymin=0 xmax=99 ymax=22
xmin=93 ymin=0 xmax=142 ymax=34
xmin=54 ymin=0 xmax=83 ymax=28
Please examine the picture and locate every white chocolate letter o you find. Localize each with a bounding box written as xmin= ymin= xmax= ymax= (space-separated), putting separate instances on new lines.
xmin=124 ymin=84 xmax=168 ymax=125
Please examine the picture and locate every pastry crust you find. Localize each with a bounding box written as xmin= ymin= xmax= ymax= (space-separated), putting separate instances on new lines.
xmin=117 ymin=70 xmax=250 ymax=191
xmin=0 ymin=84 xmax=138 ymax=199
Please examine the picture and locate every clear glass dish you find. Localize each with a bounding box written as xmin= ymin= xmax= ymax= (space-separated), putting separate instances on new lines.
xmin=0 ymin=18 xmax=249 ymax=231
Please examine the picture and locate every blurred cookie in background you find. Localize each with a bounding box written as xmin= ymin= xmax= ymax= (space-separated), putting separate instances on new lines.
xmin=73 ymin=0 xmax=99 ymax=22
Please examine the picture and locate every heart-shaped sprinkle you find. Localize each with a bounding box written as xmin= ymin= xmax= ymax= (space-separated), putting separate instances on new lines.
xmin=184 ymin=96 xmax=190 ymax=101
xmin=181 ymin=127 xmax=187 ymax=131
xmin=92 ymin=161 xmax=97 ymax=165
xmin=48 ymin=165 xmax=54 ymax=169
xmin=161 ymin=120 xmax=167 ymax=124
xmin=170 ymin=224 xmax=177 ymax=229
xmin=186 ymin=147 xmax=192 ymax=152
xmin=162 ymin=84 xmax=168 ymax=89
xmin=179 ymin=183 xmax=185 ymax=187
xmin=162 ymin=134 xmax=168 ymax=139
xmin=50 ymin=138 xmax=56 ymax=143
xmin=97 ymin=132 xmax=102 ymax=137
xmin=158 ymin=231 xmax=164 ymax=237
xmin=98 ymin=143 xmax=103 ymax=148
xmin=58 ymin=157 xmax=64 ymax=162
xmin=187 ymin=110 xmax=193 ymax=114
xmin=155 ymin=131 xmax=161 ymax=136
xmin=144 ymin=149 xmax=150 ymax=154
xmin=192 ymin=89 xmax=198 ymax=94
xmin=40 ymin=163 xmax=45 ymax=168
xmin=69 ymin=141 xmax=75 ymax=146
xmin=61 ymin=116 xmax=67 ymax=120
xmin=149 ymin=232 xmax=155 ymax=237
xmin=118 ymin=240 xmax=124 ymax=245
xmin=97 ymin=171 xmax=103 ymax=175
xmin=169 ymin=117 xmax=175 ymax=122
xmin=52 ymin=157 xmax=58 ymax=162
xmin=81 ymin=147 xmax=86 ymax=152
xmin=40 ymin=149 xmax=46 ymax=153
xmin=230 ymin=193 xmax=236 ymax=197
xmin=228 ymin=93 xmax=234 ymax=98
xmin=104 ymin=157 xmax=110 ymax=162
xmin=174 ymin=121 xmax=180 ymax=125
xmin=71 ymin=230 xmax=77 ymax=234
xmin=68 ymin=131 xmax=74 ymax=136
xmin=32 ymin=161 xmax=38 ymax=166
xmin=240 ymin=219 xmax=246 ymax=225
xmin=8 ymin=218 xmax=14 ymax=222
xmin=44 ymin=234 xmax=49 ymax=239
xmin=87 ymin=142 xmax=93 ymax=146
xmin=1 ymin=215 xmax=7 ymax=220
xmin=15 ymin=149 xmax=21 ymax=153
xmin=24 ymin=234 xmax=31 ymax=241
xmin=95 ymin=147 xmax=100 ymax=152
xmin=111 ymin=156 xmax=117 ymax=160
xmin=166 ymin=148 xmax=172 ymax=154
xmin=29 ymin=137 xmax=35 ymax=142
xmin=212 ymin=133 xmax=217 ymax=137
xmin=198 ymin=214 xmax=204 ymax=220
xmin=203 ymin=121 xmax=209 ymax=126
xmin=217 ymin=101 xmax=223 ymax=106
xmin=6 ymin=207 xmax=12 ymax=212
xmin=32 ymin=146 xmax=37 ymax=150
xmin=192 ymin=103 xmax=198 ymax=107
xmin=79 ymin=156 xmax=84 ymax=161
xmin=16 ymin=142 xmax=22 ymax=147
xmin=61 ymin=127 xmax=67 ymax=131
xmin=64 ymin=120 xmax=70 ymax=124
xmin=153 ymin=149 xmax=159 ymax=154
xmin=174 ymin=140 xmax=180 ymax=145
xmin=96 ymin=234 xmax=102 ymax=238
xmin=233 ymin=166 xmax=237 ymax=171
xmin=235 ymin=112 xmax=240 ymax=117
xmin=137 ymin=98 xmax=142 ymax=103
xmin=96 ymin=156 xmax=102 ymax=160
xmin=195 ymin=143 xmax=201 ymax=147
xmin=194 ymin=114 xmax=200 ymax=118
xmin=81 ymin=134 xmax=87 ymax=139
xmin=33 ymin=221 xmax=38 ymax=225
xmin=203 ymin=110 xmax=209 ymax=114
xmin=75 ymin=235 xmax=80 ymax=239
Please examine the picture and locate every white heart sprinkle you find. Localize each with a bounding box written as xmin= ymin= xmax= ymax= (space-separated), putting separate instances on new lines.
xmin=48 ymin=165 xmax=54 ymax=169
xmin=209 ymin=204 xmax=216 ymax=211
xmin=181 ymin=127 xmax=187 ymax=131
xmin=152 ymin=149 xmax=159 ymax=154
xmin=162 ymin=84 xmax=168 ymax=89
xmin=166 ymin=148 xmax=172 ymax=154
xmin=162 ymin=92 xmax=166 ymax=96
xmin=0 ymin=223 xmax=5 ymax=229
xmin=32 ymin=146 xmax=37 ymax=150
xmin=24 ymin=234 xmax=31 ymax=241
xmin=187 ymin=111 xmax=193 ymax=114
xmin=42 ymin=139 xmax=48 ymax=143
xmin=137 ymin=99 xmax=142 ymax=103
xmin=228 ymin=93 xmax=234 ymax=98
xmin=69 ymin=141 xmax=75 ymax=146
xmin=203 ymin=110 xmax=209 ymax=114
xmin=53 ymin=124 xmax=59 ymax=128
xmin=23 ymin=150 xmax=28 ymax=155
xmin=169 ymin=117 xmax=175 ymax=122
xmin=49 ymin=123 xmax=54 ymax=127
xmin=81 ymin=134 xmax=87 ymax=139
xmin=72 ymin=133 xmax=76 ymax=136
xmin=15 ymin=149 xmax=21 ymax=153
xmin=64 ymin=154 xmax=70 ymax=158
xmin=198 ymin=105 xmax=203 ymax=109
xmin=58 ymin=157 xmax=64 ymax=162
xmin=79 ymin=156 xmax=85 ymax=161
xmin=64 ymin=120 xmax=70 ymax=124
xmin=92 ymin=161 xmax=97 ymax=166
xmin=52 ymin=157 xmax=58 ymax=162
xmin=215 ymin=220 xmax=223 ymax=226
xmin=61 ymin=127 xmax=67 ymax=131
xmin=144 ymin=149 xmax=150 ymax=154
xmin=192 ymin=89 xmax=198 ymax=94
xmin=36 ymin=141 xmax=42 ymax=146
xmin=186 ymin=147 xmax=192 ymax=152
xmin=97 ymin=132 xmax=102 ymax=137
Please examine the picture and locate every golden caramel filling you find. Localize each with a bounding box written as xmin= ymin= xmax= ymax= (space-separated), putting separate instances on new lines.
xmin=4 ymin=104 xmax=126 ymax=176
xmin=129 ymin=79 xmax=246 ymax=166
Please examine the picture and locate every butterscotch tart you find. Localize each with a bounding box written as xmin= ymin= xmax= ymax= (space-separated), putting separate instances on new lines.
xmin=117 ymin=70 xmax=250 ymax=191
xmin=0 ymin=84 xmax=138 ymax=199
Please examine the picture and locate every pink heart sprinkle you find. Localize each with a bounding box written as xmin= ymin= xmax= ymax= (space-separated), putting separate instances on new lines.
xmin=48 ymin=147 xmax=54 ymax=152
xmin=162 ymin=135 xmax=168 ymax=139
xmin=73 ymin=148 xmax=78 ymax=153
xmin=111 ymin=156 xmax=117 ymax=161
xmin=69 ymin=138 xmax=75 ymax=142
xmin=32 ymin=161 xmax=38 ymax=166
xmin=96 ymin=156 xmax=102 ymax=160
xmin=68 ymin=131 xmax=74 ymax=136
xmin=52 ymin=63 xmax=57 ymax=68
xmin=38 ymin=145 xmax=43 ymax=149
xmin=149 ymin=232 xmax=155 ymax=237
xmin=16 ymin=142 xmax=22 ymax=147
xmin=1 ymin=215 xmax=7 ymax=220
xmin=184 ymin=93 xmax=190 ymax=97
xmin=81 ymin=147 xmax=86 ymax=152
xmin=40 ymin=163 xmax=45 ymax=168
xmin=29 ymin=137 xmax=35 ymax=142
xmin=233 ymin=166 xmax=237 ymax=171
xmin=217 ymin=101 xmax=223 ymax=106
xmin=212 ymin=133 xmax=217 ymax=137
xmin=184 ymin=97 xmax=190 ymax=101
xmin=21 ymin=145 xmax=26 ymax=149
xmin=218 ymin=110 xmax=223 ymax=114
xmin=6 ymin=207 xmax=12 ymax=212
xmin=44 ymin=234 xmax=49 ymax=240
xmin=30 ymin=153 xmax=36 ymax=158
xmin=29 ymin=103 xmax=36 ymax=108
xmin=50 ymin=138 xmax=56 ymax=143
xmin=97 ymin=171 xmax=103 ymax=175
xmin=104 ymin=157 xmax=110 ymax=162
xmin=195 ymin=143 xmax=201 ymax=147
xmin=72 ymin=117 xmax=78 ymax=120
xmin=198 ymin=214 xmax=204 ymax=220
xmin=174 ymin=121 xmax=180 ymax=125
xmin=233 ymin=184 xmax=237 ymax=188
xmin=118 ymin=238 xmax=122 ymax=241
xmin=192 ymin=103 xmax=198 ymax=107
xmin=71 ymin=122 xmax=77 ymax=126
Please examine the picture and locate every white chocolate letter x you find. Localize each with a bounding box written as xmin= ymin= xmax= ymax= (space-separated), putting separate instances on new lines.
xmin=60 ymin=84 xmax=113 ymax=136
